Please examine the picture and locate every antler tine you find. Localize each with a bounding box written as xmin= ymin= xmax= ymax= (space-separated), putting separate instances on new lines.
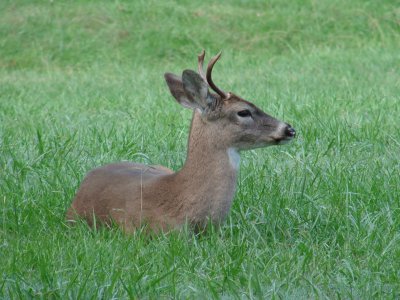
xmin=197 ymin=50 xmax=206 ymax=81
xmin=206 ymin=51 xmax=227 ymax=99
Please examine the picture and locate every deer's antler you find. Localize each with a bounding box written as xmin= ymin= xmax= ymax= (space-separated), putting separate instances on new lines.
xmin=206 ymin=52 xmax=227 ymax=99
xmin=197 ymin=50 xmax=206 ymax=82
xmin=198 ymin=50 xmax=227 ymax=99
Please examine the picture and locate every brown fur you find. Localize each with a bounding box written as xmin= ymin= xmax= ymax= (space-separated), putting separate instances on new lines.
xmin=66 ymin=54 xmax=295 ymax=233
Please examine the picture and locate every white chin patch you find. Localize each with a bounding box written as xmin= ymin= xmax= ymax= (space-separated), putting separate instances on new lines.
xmin=227 ymin=148 xmax=240 ymax=170
xmin=277 ymin=138 xmax=293 ymax=145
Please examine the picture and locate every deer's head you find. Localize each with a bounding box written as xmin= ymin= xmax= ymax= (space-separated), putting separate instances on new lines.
xmin=164 ymin=51 xmax=295 ymax=151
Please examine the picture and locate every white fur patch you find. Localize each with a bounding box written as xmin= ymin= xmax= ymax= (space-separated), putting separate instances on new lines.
xmin=277 ymin=122 xmax=287 ymax=135
xmin=227 ymin=148 xmax=240 ymax=170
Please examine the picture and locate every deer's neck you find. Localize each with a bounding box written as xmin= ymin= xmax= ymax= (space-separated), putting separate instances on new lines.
xmin=174 ymin=110 xmax=239 ymax=224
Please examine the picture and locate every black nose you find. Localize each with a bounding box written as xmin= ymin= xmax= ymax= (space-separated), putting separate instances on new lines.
xmin=285 ymin=124 xmax=296 ymax=138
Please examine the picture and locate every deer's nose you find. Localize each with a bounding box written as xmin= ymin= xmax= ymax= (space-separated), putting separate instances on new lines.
xmin=284 ymin=124 xmax=296 ymax=138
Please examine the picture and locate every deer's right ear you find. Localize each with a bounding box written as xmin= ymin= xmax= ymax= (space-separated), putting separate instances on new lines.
xmin=182 ymin=70 xmax=215 ymax=110
xmin=164 ymin=72 xmax=201 ymax=110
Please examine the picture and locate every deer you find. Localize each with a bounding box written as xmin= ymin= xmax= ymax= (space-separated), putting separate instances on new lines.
xmin=66 ymin=50 xmax=296 ymax=233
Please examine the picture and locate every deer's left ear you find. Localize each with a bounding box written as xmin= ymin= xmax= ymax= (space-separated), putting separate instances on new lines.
xmin=164 ymin=72 xmax=197 ymax=109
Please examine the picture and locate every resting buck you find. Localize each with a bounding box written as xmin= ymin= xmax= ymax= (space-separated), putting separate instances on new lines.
xmin=66 ymin=51 xmax=296 ymax=233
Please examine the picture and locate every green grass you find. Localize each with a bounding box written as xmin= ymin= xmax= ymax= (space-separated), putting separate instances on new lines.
xmin=1 ymin=0 xmax=399 ymax=298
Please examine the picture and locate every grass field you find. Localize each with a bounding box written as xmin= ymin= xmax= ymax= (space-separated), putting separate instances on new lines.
xmin=1 ymin=0 xmax=399 ymax=298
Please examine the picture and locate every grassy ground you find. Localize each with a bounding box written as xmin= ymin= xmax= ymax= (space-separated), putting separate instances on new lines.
xmin=1 ymin=0 xmax=399 ymax=298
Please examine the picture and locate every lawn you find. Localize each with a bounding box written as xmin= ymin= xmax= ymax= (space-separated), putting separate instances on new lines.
xmin=1 ymin=0 xmax=399 ymax=298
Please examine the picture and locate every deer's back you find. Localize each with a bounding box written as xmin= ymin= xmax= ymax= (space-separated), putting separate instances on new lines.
xmin=66 ymin=162 xmax=175 ymax=231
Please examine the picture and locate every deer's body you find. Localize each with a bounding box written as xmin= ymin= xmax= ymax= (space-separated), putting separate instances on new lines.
xmin=67 ymin=111 xmax=238 ymax=232
xmin=67 ymin=51 xmax=295 ymax=233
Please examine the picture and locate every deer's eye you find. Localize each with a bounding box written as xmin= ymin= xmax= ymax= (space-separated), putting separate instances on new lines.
xmin=237 ymin=110 xmax=252 ymax=118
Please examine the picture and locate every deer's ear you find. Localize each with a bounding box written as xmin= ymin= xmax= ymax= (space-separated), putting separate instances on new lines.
xmin=164 ymin=73 xmax=198 ymax=109
xmin=164 ymin=70 xmax=215 ymax=111
xmin=182 ymin=70 xmax=215 ymax=110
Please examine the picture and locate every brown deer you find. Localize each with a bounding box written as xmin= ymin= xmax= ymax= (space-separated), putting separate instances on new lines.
xmin=66 ymin=51 xmax=296 ymax=233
